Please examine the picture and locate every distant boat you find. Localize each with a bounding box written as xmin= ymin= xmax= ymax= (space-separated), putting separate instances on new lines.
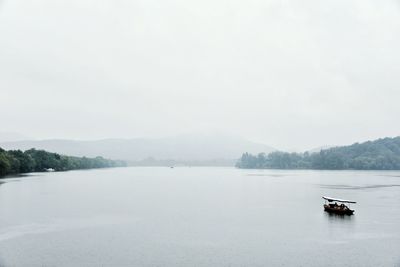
xmin=322 ymin=196 xmax=356 ymax=215
xmin=45 ymin=168 xmax=55 ymax=172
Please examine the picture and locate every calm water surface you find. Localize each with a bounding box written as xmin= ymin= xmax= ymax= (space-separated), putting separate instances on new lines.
xmin=0 ymin=167 xmax=399 ymax=266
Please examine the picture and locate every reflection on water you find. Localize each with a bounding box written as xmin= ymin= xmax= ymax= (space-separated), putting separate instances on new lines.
xmin=0 ymin=179 xmax=21 ymax=187
xmin=324 ymin=211 xmax=355 ymax=222
xmin=378 ymin=174 xmax=400 ymax=178
xmin=246 ymin=173 xmax=290 ymax=177
xmin=318 ymin=184 xmax=400 ymax=190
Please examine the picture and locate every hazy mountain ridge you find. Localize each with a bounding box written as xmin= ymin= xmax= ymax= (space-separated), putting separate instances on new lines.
xmin=0 ymin=135 xmax=275 ymax=164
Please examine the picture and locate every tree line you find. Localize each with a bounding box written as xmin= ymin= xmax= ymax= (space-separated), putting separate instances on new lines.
xmin=236 ymin=137 xmax=400 ymax=170
xmin=0 ymin=148 xmax=126 ymax=177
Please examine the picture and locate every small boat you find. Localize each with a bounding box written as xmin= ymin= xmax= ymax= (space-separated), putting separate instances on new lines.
xmin=322 ymin=196 xmax=356 ymax=215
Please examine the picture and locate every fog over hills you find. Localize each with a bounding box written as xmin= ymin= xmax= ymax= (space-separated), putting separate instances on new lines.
xmin=306 ymin=145 xmax=334 ymax=154
xmin=0 ymin=134 xmax=275 ymax=163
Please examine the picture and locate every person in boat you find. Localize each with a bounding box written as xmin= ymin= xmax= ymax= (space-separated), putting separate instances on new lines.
xmin=322 ymin=196 xmax=356 ymax=215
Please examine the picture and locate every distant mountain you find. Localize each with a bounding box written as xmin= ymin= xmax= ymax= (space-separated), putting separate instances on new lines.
xmin=0 ymin=134 xmax=275 ymax=164
xmin=237 ymin=136 xmax=400 ymax=170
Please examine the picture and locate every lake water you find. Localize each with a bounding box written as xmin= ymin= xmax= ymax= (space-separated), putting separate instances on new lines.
xmin=0 ymin=167 xmax=399 ymax=266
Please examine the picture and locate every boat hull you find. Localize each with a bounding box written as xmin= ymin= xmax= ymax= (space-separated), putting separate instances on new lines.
xmin=324 ymin=204 xmax=354 ymax=215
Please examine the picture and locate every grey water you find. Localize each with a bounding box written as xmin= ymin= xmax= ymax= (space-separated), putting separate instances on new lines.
xmin=0 ymin=167 xmax=399 ymax=266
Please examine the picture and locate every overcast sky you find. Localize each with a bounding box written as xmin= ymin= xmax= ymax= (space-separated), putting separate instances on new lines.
xmin=0 ymin=0 xmax=399 ymax=150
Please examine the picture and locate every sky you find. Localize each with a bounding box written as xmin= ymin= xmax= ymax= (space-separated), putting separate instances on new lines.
xmin=0 ymin=0 xmax=399 ymax=151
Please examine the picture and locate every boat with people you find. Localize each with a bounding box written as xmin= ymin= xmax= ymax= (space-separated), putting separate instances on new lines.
xmin=322 ymin=196 xmax=356 ymax=215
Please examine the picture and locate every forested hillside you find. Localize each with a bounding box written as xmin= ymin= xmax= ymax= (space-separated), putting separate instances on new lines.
xmin=237 ymin=137 xmax=400 ymax=170
xmin=0 ymin=148 xmax=125 ymax=177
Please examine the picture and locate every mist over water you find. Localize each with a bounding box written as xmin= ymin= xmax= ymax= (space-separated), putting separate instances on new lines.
xmin=0 ymin=167 xmax=399 ymax=266
xmin=1 ymin=0 xmax=400 ymax=266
